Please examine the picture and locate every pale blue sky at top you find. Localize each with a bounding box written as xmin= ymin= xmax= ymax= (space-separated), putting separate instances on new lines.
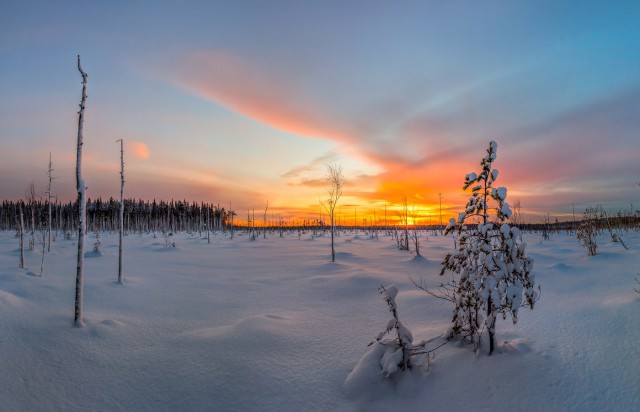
xmin=1 ymin=0 xmax=639 ymax=221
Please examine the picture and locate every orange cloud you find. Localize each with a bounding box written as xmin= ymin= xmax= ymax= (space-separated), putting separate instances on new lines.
xmin=130 ymin=141 xmax=150 ymax=159
xmin=158 ymin=50 xmax=353 ymax=143
xmin=155 ymin=50 xmax=586 ymax=222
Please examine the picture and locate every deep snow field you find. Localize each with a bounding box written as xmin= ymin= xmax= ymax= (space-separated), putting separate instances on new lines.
xmin=0 ymin=228 xmax=638 ymax=411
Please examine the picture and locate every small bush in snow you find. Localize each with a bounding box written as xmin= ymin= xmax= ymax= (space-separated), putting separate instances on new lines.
xmin=92 ymin=231 xmax=102 ymax=254
xmin=357 ymin=285 xmax=449 ymax=381
xmin=368 ymin=285 xmax=414 ymax=376
xmin=164 ymin=232 xmax=176 ymax=248
xmin=439 ymin=141 xmax=537 ymax=355
xmin=577 ymin=207 xmax=598 ymax=256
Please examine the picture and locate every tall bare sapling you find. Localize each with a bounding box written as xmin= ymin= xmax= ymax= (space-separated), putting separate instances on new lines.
xmin=46 ymin=153 xmax=55 ymax=252
xmin=263 ymin=201 xmax=269 ymax=239
xmin=74 ymin=55 xmax=88 ymax=327
xmin=321 ymin=162 xmax=343 ymax=262
xmin=17 ymin=204 xmax=25 ymax=269
xmin=117 ymin=139 xmax=125 ymax=284
xmin=25 ymin=182 xmax=37 ymax=251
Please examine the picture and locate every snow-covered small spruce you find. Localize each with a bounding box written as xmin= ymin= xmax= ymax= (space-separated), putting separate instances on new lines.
xmin=439 ymin=141 xmax=538 ymax=355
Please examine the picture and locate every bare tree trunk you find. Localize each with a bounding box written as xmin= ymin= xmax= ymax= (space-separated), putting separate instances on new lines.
xmin=25 ymin=182 xmax=36 ymax=252
xmin=117 ymin=139 xmax=124 ymax=284
xmin=230 ymin=210 xmax=235 ymax=240
xmin=263 ymin=201 xmax=268 ymax=239
xmin=487 ymin=297 xmax=495 ymax=355
xmin=39 ymin=221 xmax=46 ymax=277
xmin=74 ymin=55 xmax=88 ymax=327
xmin=438 ymin=193 xmax=443 ymax=235
xmin=206 ymin=206 xmax=210 ymax=243
xmin=46 ymin=153 xmax=55 ymax=252
xmin=17 ymin=206 xmax=25 ymax=269
xmin=197 ymin=205 xmax=201 ymax=237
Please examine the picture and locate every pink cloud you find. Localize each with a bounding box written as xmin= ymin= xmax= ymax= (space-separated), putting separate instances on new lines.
xmin=155 ymin=49 xmax=456 ymax=176
xmin=157 ymin=50 xmax=352 ymax=143
xmin=152 ymin=50 xmax=640 ymax=221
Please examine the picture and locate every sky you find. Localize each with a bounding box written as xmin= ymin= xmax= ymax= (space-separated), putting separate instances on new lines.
xmin=1 ymin=1 xmax=639 ymax=224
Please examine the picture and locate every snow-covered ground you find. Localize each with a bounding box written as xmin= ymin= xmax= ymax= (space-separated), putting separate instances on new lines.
xmin=1 ymin=229 xmax=638 ymax=411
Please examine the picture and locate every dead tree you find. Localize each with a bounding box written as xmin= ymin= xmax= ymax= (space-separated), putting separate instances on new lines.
xmin=396 ymin=197 xmax=410 ymax=251
xmin=263 ymin=201 xmax=269 ymax=239
xmin=206 ymin=206 xmax=211 ymax=243
xmin=46 ymin=153 xmax=55 ymax=252
xmin=74 ymin=55 xmax=88 ymax=327
xmin=117 ymin=139 xmax=125 ymax=284
xmin=409 ymin=202 xmax=421 ymax=255
xmin=37 ymin=214 xmax=46 ymax=277
xmin=602 ymin=210 xmax=628 ymax=250
xmin=229 ymin=206 xmax=235 ymax=240
xmin=17 ymin=205 xmax=25 ymax=269
xmin=25 ymin=182 xmax=37 ymax=251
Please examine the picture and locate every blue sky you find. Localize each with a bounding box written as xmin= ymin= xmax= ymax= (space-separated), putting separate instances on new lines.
xmin=1 ymin=1 xmax=639 ymax=222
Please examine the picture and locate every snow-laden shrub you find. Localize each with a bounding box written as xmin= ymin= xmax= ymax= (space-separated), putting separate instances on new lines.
xmin=349 ymin=285 xmax=449 ymax=386
xmin=164 ymin=232 xmax=175 ymax=248
xmin=577 ymin=207 xmax=598 ymax=256
xmin=368 ymin=285 xmax=414 ymax=376
xmin=439 ymin=141 xmax=538 ymax=355
xmin=92 ymin=231 xmax=102 ymax=255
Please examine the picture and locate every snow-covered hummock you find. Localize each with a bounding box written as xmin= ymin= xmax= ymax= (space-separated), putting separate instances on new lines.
xmin=0 ymin=231 xmax=638 ymax=411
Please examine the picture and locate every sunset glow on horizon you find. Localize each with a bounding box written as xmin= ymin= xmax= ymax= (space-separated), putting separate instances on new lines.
xmin=1 ymin=2 xmax=639 ymax=224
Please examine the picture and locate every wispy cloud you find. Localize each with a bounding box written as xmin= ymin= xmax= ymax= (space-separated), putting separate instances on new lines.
xmin=155 ymin=50 xmax=353 ymax=143
xmin=281 ymin=152 xmax=337 ymax=179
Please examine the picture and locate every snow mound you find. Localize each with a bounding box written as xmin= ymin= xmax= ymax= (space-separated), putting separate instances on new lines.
xmin=85 ymin=249 xmax=103 ymax=258
xmin=500 ymin=338 xmax=532 ymax=354
xmin=183 ymin=313 xmax=296 ymax=342
xmin=548 ymin=262 xmax=574 ymax=271
xmin=88 ymin=318 xmax=127 ymax=338
xmin=601 ymin=295 xmax=636 ymax=307
xmin=344 ymin=342 xmax=388 ymax=397
xmin=0 ymin=289 xmax=23 ymax=306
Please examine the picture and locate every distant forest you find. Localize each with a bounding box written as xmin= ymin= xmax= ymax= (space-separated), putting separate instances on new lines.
xmin=0 ymin=198 xmax=638 ymax=235
xmin=0 ymin=198 xmax=230 ymax=235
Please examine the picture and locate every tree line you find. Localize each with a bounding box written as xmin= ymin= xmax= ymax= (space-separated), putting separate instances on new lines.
xmin=1 ymin=197 xmax=637 ymax=238
xmin=0 ymin=198 xmax=232 ymax=236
